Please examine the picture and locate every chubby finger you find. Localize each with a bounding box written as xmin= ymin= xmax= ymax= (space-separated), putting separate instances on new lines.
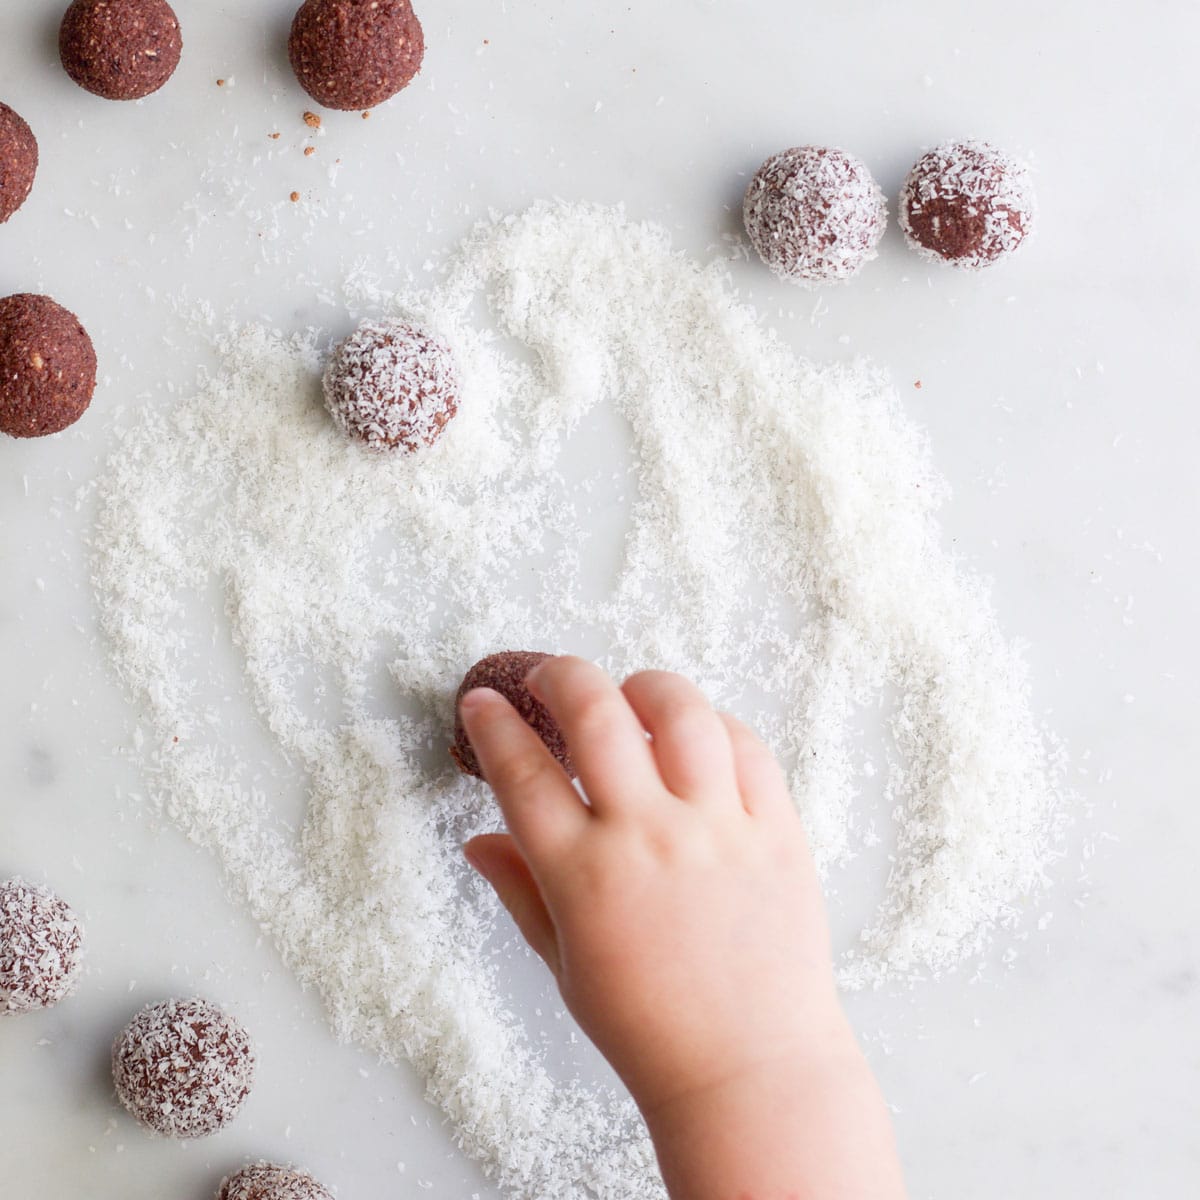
xmin=459 ymin=687 xmax=589 ymax=863
xmin=524 ymin=656 xmax=662 ymax=815
xmin=464 ymin=833 xmax=560 ymax=974
xmin=620 ymin=670 xmax=739 ymax=806
xmin=717 ymin=711 xmax=792 ymax=818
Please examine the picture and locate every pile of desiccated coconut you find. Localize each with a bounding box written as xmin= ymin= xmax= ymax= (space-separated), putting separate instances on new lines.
xmin=91 ymin=201 xmax=1068 ymax=1199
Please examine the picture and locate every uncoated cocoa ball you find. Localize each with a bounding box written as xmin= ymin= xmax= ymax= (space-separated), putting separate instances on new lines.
xmin=0 ymin=102 xmax=38 ymax=224
xmin=288 ymin=0 xmax=425 ymax=111
xmin=0 ymin=293 xmax=97 ymax=439
xmin=59 ymin=0 xmax=183 ymax=101
xmin=899 ymin=139 xmax=1036 ymax=269
xmin=451 ymin=651 xmax=575 ymax=780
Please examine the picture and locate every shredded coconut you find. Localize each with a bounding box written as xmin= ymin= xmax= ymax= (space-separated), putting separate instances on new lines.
xmin=91 ymin=202 xmax=1068 ymax=1196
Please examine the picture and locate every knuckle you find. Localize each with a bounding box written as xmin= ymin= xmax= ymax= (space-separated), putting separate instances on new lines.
xmin=570 ymin=687 xmax=621 ymax=739
xmin=623 ymin=668 xmax=673 ymax=692
xmin=494 ymin=752 xmax=555 ymax=797
xmin=668 ymin=698 xmax=717 ymax=734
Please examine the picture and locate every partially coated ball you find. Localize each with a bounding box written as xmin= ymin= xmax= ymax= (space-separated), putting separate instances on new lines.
xmin=0 ymin=102 xmax=38 ymax=224
xmin=289 ymin=0 xmax=425 ymax=111
xmin=451 ymin=651 xmax=574 ymax=780
xmin=112 ymin=998 xmax=256 ymax=1138
xmin=0 ymin=293 xmax=97 ymax=439
xmin=0 ymin=878 xmax=85 ymax=1016
xmin=59 ymin=0 xmax=182 ymax=101
xmin=899 ymin=139 xmax=1036 ymax=269
xmin=744 ymin=146 xmax=887 ymax=283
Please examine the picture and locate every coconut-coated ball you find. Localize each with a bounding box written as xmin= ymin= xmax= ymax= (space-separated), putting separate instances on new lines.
xmin=112 ymin=998 xmax=256 ymax=1138
xmin=323 ymin=318 xmax=458 ymax=452
xmin=743 ymin=146 xmax=887 ymax=283
xmin=0 ymin=102 xmax=38 ymax=224
xmin=59 ymin=0 xmax=183 ymax=101
xmin=0 ymin=293 xmax=97 ymax=439
xmin=451 ymin=651 xmax=575 ymax=780
xmin=899 ymin=139 xmax=1036 ymax=269
xmin=0 ymin=878 xmax=85 ymax=1016
xmin=217 ymin=1163 xmax=334 ymax=1200
xmin=289 ymin=0 xmax=425 ymax=111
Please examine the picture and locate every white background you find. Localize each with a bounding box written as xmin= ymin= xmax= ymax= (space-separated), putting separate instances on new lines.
xmin=2 ymin=1 xmax=1198 ymax=1197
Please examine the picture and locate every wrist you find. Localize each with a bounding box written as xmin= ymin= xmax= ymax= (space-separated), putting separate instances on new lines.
xmin=638 ymin=1011 xmax=906 ymax=1200
xmin=623 ymin=975 xmax=850 ymax=1119
xmin=638 ymin=1002 xmax=860 ymax=1133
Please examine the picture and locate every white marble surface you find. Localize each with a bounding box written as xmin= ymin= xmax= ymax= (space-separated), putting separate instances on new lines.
xmin=2 ymin=1 xmax=1198 ymax=1197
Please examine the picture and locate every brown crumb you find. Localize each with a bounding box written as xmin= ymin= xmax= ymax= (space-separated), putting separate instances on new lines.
xmin=216 ymin=78 xmax=225 ymax=87
xmin=914 ymin=380 xmax=923 ymax=389
xmin=289 ymin=191 xmax=300 ymax=203
xmin=361 ymin=110 xmax=371 ymax=120
xmin=483 ymin=38 xmax=490 ymax=45
xmin=303 ymin=111 xmax=321 ymax=129
xmin=304 ymin=145 xmax=316 ymax=157
xmin=269 ymin=132 xmax=281 ymax=139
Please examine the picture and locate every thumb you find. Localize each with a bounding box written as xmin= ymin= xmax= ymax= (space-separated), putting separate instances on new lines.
xmin=464 ymin=833 xmax=561 ymax=976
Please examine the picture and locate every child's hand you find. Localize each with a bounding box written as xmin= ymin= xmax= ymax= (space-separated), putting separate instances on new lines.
xmin=460 ymin=656 xmax=906 ymax=1199
xmin=461 ymin=656 xmax=837 ymax=1110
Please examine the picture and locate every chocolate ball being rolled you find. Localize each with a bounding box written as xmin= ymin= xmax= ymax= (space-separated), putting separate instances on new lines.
xmin=451 ymin=651 xmax=575 ymax=780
